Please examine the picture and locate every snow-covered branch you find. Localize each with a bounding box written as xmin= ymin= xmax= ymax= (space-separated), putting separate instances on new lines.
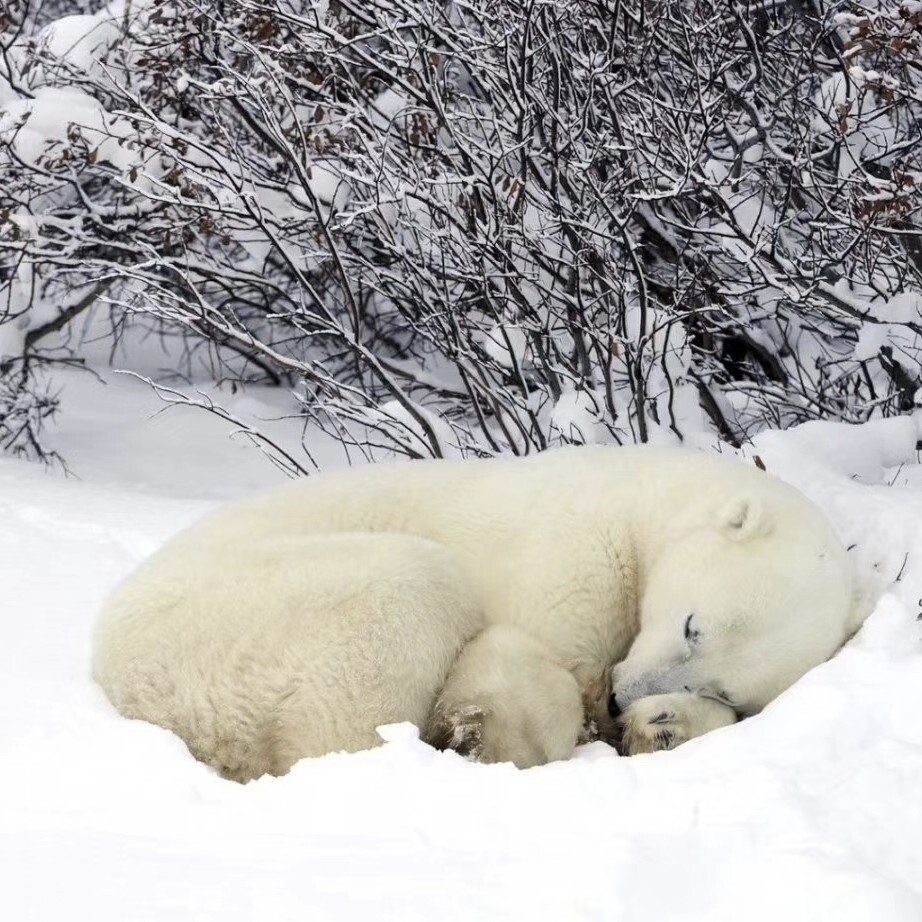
xmin=1 ymin=0 xmax=921 ymax=460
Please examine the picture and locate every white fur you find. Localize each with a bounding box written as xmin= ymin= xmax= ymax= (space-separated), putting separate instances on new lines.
xmin=95 ymin=534 xmax=482 ymax=782
xmin=94 ymin=447 xmax=866 ymax=780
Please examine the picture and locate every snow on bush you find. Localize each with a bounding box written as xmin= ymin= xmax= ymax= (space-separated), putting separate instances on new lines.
xmin=1 ymin=0 xmax=921 ymax=461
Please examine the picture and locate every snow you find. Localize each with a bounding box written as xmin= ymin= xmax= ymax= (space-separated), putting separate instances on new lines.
xmin=36 ymin=14 xmax=121 ymax=77
xmin=34 ymin=369 xmax=324 ymax=496
xmin=1 ymin=370 xmax=921 ymax=920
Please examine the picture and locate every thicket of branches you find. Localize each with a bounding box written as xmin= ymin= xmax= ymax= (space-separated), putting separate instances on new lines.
xmin=2 ymin=0 xmax=921 ymax=461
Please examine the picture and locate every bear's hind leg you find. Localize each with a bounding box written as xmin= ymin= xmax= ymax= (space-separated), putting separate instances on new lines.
xmin=423 ymin=625 xmax=584 ymax=769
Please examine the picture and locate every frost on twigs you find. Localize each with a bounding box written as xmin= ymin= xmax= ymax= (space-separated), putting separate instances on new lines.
xmin=0 ymin=363 xmax=60 ymax=461
xmin=1 ymin=0 xmax=922 ymax=462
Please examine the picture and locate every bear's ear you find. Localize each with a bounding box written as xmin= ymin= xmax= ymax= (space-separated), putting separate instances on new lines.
xmin=717 ymin=496 xmax=772 ymax=541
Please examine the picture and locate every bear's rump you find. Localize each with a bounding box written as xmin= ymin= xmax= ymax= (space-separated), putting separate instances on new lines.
xmin=94 ymin=532 xmax=483 ymax=781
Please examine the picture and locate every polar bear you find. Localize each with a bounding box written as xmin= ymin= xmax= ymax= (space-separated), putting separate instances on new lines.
xmin=94 ymin=446 xmax=867 ymax=781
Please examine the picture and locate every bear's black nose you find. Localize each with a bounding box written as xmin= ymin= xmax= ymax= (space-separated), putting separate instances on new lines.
xmin=608 ymin=693 xmax=622 ymax=720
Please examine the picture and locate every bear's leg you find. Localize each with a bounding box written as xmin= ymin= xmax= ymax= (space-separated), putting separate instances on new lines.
xmin=423 ymin=624 xmax=584 ymax=769
xmin=617 ymin=692 xmax=737 ymax=755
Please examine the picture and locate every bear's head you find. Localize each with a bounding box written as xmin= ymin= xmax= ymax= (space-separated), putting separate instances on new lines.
xmin=609 ymin=493 xmax=868 ymax=719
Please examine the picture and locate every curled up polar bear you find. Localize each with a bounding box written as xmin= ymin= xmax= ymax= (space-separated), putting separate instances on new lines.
xmin=94 ymin=446 xmax=867 ymax=782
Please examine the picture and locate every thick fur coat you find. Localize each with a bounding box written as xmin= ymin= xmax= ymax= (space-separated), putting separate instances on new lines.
xmin=94 ymin=447 xmax=866 ymax=781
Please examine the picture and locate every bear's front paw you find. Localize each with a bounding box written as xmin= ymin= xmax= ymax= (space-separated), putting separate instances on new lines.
xmin=617 ymin=698 xmax=689 ymax=755
xmin=615 ymin=692 xmax=738 ymax=755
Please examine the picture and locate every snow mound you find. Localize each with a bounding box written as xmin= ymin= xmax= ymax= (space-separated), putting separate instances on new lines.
xmin=1 ymin=374 xmax=921 ymax=921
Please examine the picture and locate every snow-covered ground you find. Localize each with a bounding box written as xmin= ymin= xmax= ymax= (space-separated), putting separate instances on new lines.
xmin=2 ymin=369 xmax=922 ymax=922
